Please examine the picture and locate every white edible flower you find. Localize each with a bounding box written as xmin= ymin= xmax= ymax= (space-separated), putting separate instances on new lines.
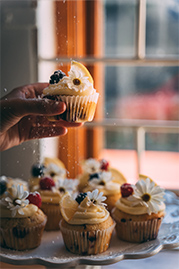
xmin=55 ymin=178 xmax=79 ymax=194
xmin=87 ymin=189 xmax=107 ymax=207
xmin=82 ymin=158 xmax=101 ymax=174
xmin=44 ymin=163 xmax=66 ymax=178
xmin=63 ymin=67 xmax=92 ymax=92
xmin=89 ymin=171 xmax=112 ymax=187
xmin=0 ymin=184 xmax=29 ymax=217
xmin=127 ymin=178 xmax=165 ymax=215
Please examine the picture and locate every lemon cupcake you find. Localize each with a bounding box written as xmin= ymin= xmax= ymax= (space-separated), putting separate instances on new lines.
xmin=83 ymin=171 xmax=123 ymax=212
xmin=29 ymin=157 xmax=66 ymax=192
xmin=112 ymin=176 xmax=165 ymax=243
xmin=38 ymin=176 xmax=78 ymax=231
xmin=43 ymin=61 xmax=99 ymax=123
xmin=0 ymin=175 xmax=29 ymax=198
xmin=60 ymin=189 xmax=115 ymax=255
xmin=0 ymin=184 xmax=46 ymax=250
xmin=78 ymin=158 xmax=127 ymax=192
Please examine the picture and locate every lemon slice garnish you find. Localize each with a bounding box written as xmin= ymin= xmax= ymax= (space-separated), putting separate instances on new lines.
xmin=60 ymin=193 xmax=78 ymax=222
xmin=109 ymin=167 xmax=127 ymax=185
xmin=139 ymin=174 xmax=153 ymax=181
xmin=139 ymin=174 xmax=157 ymax=185
xmin=71 ymin=60 xmax=93 ymax=84
xmin=43 ymin=157 xmax=66 ymax=169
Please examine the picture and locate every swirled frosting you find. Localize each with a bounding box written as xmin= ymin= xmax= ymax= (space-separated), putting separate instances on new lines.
xmin=39 ymin=189 xmax=62 ymax=204
xmin=115 ymin=178 xmax=166 ymax=215
xmin=115 ymin=197 xmax=165 ymax=215
xmin=68 ymin=196 xmax=109 ymax=225
xmin=0 ymin=184 xmax=38 ymax=218
xmin=84 ymin=171 xmax=121 ymax=195
xmin=0 ymin=203 xmax=38 ymax=218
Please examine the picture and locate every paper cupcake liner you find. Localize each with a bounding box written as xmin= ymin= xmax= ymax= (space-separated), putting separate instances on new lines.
xmin=0 ymin=217 xmax=47 ymax=250
xmin=48 ymin=93 xmax=99 ymax=123
xmin=41 ymin=204 xmax=62 ymax=231
xmin=115 ymin=217 xmax=163 ymax=243
xmin=60 ymin=221 xmax=115 ymax=255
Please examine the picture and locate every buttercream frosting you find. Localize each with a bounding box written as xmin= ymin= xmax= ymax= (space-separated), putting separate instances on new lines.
xmin=43 ymin=62 xmax=96 ymax=97
xmin=84 ymin=171 xmax=121 ymax=195
xmin=68 ymin=191 xmax=109 ymax=225
xmin=115 ymin=178 xmax=166 ymax=215
xmin=39 ymin=189 xmax=62 ymax=204
xmin=0 ymin=184 xmax=38 ymax=218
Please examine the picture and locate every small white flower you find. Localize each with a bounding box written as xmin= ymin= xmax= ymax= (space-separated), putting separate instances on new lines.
xmin=127 ymin=178 xmax=165 ymax=215
xmin=87 ymin=189 xmax=107 ymax=207
xmin=44 ymin=163 xmax=66 ymax=178
xmin=63 ymin=67 xmax=92 ymax=92
xmin=55 ymin=178 xmax=79 ymax=194
xmin=89 ymin=171 xmax=112 ymax=187
xmin=82 ymin=158 xmax=101 ymax=174
xmin=0 ymin=184 xmax=29 ymax=217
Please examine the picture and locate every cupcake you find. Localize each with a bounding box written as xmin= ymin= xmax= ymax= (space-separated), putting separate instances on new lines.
xmin=60 ymin=189 xmax=115 ymax=255
xmin=112 ymin=176 xmax=166 ymax=243
xmin=0 ymin=175 xmax=29 ymax=199
xmin=43 ymin=61 xmax=99 ymax=123
xmin=78 ymin=158 xmax=127 ymax=192
xmin=29 ymin=158 xmax=66 ymax=192
xmin=83 ymin=171 xmax=123 ymax=212
xmin=37 ymin=176 xmax=79 ymax=231
xmin=0 ymin=184 xmax=46 ymax=250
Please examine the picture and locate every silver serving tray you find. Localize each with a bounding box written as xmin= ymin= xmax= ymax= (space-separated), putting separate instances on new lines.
xmin=0 ymin=191 xmax=179 ymax=268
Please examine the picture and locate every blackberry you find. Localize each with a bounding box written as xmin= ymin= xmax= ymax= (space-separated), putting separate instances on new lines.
xmin=75 ymin=192 xmax=87 ymax=204
xmin=49 ymin=70 xmax=66 ymax=84
xmin=0 ymin=176 xmax=7 ymax=195
xmin=89 ymin=172 xmax=100 ymax=181
xmin=31 ymin=163 xmax=45 ymax=177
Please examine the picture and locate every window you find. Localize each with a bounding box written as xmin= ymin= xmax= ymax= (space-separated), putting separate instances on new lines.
xmin=38 ymin=0 xmax=179 ymax=190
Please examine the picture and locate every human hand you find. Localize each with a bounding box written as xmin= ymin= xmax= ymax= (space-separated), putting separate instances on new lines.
xmin=0 ymin=83 xmax=82 ymax=151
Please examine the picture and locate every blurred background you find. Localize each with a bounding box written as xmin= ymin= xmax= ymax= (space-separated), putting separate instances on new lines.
xmin=0 ymin=0 xmax=179 ymax=190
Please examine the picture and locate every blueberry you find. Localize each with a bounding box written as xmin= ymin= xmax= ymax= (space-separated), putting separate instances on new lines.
xmin=75 ymin=192 xmax=87 ymax=204
xmin=89 ymin=173 xmax=100 ymax=181
xmin=49 ymin=70 xmax=66 ymax=84
xmin=31 ymin=164 xmax=45 ymax=177
xmin=0 ymin=176 xmax=7 ymax=195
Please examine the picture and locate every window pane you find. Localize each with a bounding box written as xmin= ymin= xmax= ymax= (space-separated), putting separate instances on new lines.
xmin=146 ymin=0 xmax=179 ymax=57
xmin=104 ymin=0 xmax=137 ymax=57
xmin=105 ymin=65 xmax=179 ymax=121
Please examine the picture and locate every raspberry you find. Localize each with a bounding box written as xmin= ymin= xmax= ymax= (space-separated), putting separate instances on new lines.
xmin=39 ymin=177 xmax=55 ymax=190
xmin=100 ymin=159 xmax=109 ymax=171
xmin=27 ymin=192 xmax=42 ymax=208
xmin=75 ymin=192 xmax=87 ymax=204
xmin=121 ymin=183 xmax=133 ymax=198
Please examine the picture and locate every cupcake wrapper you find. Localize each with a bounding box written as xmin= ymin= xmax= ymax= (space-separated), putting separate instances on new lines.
xmin=0 ymin=217 xmax=47 ymax=251
xmin=48 ymin=93 xmax=99 ymax=123
xmin=41 ymin=204 xmax=62 ymax=231
xmin=115 ymin=218 xmax=163 ymax=243
xmin=60 ymin=221 xmax=115 ymax=255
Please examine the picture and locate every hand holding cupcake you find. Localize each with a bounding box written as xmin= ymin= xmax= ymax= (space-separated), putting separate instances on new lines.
xmin=43 ymin=61 xmax=99 ymax=122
